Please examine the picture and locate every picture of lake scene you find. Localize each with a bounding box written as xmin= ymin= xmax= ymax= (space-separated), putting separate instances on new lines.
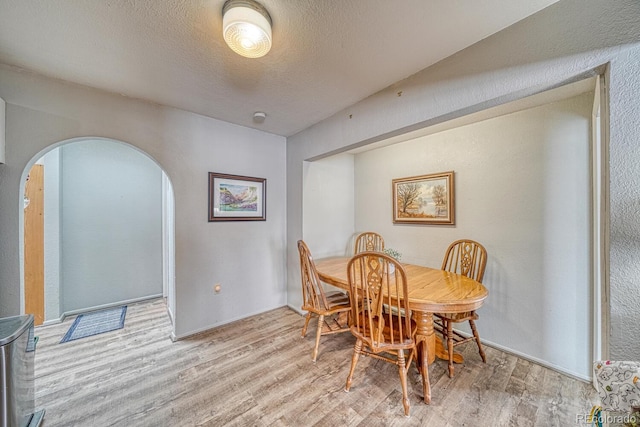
xmin=392 ymin=171 xmax=454 ymax=225
xmin=396 ymin=178 xmax=448 ymax=219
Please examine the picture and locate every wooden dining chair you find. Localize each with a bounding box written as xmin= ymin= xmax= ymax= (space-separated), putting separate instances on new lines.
xmin=353 ymin=231 xmax=384 ymax=254
xmin=435 ymin=239 xmax=488 ymax=378
xmin=297 ymin=240 xmax=352 ymax=362
xmin=345 ymin=251 xmax=425 ymax=417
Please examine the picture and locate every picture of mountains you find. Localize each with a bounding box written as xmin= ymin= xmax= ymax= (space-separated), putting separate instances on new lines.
xmin=219 ymin=184 xmax=258 ymax=212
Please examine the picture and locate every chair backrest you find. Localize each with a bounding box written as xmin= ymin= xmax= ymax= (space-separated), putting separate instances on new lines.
xmin=441 ymin=239 xmax=487 ymax=283
xmin=354 ymin=232 xmax=385 ymax=254
xmin=298 ymin=240 xmax=331 ymax=312
xmin=347 ymin=251 xmax=414 ymax=351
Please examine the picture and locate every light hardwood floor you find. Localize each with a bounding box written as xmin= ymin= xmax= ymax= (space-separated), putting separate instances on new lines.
xmin=34 ymin=298 xmax=598 ymax=426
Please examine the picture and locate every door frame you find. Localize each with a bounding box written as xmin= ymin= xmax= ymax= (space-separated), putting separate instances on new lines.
xmin=24 ymin=162 xmax=45 ymax=325
xmin=591 ymin=71 xmax=611 ymax=370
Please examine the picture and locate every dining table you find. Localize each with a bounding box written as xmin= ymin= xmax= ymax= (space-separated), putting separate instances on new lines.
xmin=314 ymin=256 xmax=488 ymax=404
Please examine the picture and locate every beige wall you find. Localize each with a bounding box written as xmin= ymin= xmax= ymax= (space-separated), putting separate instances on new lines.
xmin=302 ymin=153 xmax=355 ymax=258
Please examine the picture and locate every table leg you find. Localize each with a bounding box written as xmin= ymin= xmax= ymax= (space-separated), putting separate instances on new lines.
xmin=414 ymin=311 xmax=435 ymax=364
xmin=412 ymin=311 xmax=466 ymax=404
xmin=414 ymin=311 xmax=465 ymax=364
xmin=419 ymin=339 xmax=431 ymax=404
xmin=413 ymin=311 xmax=434 ymax=403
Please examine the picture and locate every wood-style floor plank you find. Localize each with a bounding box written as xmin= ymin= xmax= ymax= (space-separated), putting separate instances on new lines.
xmin=34 ymin=298 xmax=599 ymax=426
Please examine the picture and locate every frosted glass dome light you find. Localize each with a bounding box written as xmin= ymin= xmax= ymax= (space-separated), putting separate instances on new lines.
xmin=222 ymin=0 xmax=272 ymax=58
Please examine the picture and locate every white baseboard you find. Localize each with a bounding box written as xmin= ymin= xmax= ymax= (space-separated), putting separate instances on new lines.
xmin=451 ymin=327 xmax=592 ymax=383
xmin=172 ymin=304 xmax=288 ymax=341
xmin=40 ymin=294 xmax=163 ymax=326
xmin=287 ymin=304 xmax=305 ymax=316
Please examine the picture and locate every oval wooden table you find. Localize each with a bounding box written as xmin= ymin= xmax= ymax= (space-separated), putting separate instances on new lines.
xmin=314 ymin=256 xmax=488 ymax=404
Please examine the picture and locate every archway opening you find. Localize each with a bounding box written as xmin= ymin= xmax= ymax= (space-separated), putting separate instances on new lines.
xmin=19 ymin=137 xmax=176 ymax=332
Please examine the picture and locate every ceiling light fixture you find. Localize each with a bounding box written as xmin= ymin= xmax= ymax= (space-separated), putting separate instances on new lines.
xmin=222 ymin=0 xmax=272 ymax=59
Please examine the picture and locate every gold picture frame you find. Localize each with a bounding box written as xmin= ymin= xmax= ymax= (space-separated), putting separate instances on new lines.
xmin=392 ymin=171 xmax=455 ymax=225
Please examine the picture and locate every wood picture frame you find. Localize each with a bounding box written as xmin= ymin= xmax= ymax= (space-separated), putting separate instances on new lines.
xmin=208 ymin=172 xmax=266 ymax=221
xmin=392 ymin=171 xmax=455 ymax=225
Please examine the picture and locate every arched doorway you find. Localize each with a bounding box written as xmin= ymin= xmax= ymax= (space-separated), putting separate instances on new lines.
xmin=19 ymin=137 xmax=176 ymax=332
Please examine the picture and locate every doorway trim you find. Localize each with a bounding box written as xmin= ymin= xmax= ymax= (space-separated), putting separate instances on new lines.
xmin=591 ymin=71 xmax=611 ymax=368
xmin=24 ymin=162 xmax=45 ymax=325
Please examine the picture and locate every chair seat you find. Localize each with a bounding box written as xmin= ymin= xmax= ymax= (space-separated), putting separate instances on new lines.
xmin=302 ymin=290 xmax=351 ymax=315
xmin=594 ymin=360 xmax=640 ymax=412
xmin=436 ymin=311 xmax=478 ymax=322
xmin=352 ymin=312 xmax=416 ymax=348
xmin=325 ymin=291 xmax=351 ymax=309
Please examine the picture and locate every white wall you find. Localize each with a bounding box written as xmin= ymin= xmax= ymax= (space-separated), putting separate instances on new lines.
xmin=287 ymin=0 xmax=640 ymax=361
xmin=302 ymin=153 xmax=355 ymax=258
xmin=59 ymin=139 xmax=163 ymax=313
xmin=0 ymin=64 xmax=287 ymax=338
xmin=42 ymin=149 xmax=61 ymax=321
xmin=351 ymin=93 xmax=592 ymax=379
xmin=294 ymin=154 xmax=356 ymax=314
xmin=0 ymin=96 xmax=5 ymax=164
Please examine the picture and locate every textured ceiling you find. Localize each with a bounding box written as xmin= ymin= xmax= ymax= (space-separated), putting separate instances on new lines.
xmin=0 ymin=0 xmax=558 ymax=137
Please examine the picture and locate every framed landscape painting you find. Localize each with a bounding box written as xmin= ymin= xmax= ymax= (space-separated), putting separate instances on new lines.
xmin=392 ymin=171 xmax=455 ymax=225
xmin=208 ymin=172 xmax=266 ymax=221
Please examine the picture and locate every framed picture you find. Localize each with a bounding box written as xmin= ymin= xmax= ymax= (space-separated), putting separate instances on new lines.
xmin=392 ymin=171 xmax=455 ymax=225
xmin=208 ymin=172 xmax=266 ymax=221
